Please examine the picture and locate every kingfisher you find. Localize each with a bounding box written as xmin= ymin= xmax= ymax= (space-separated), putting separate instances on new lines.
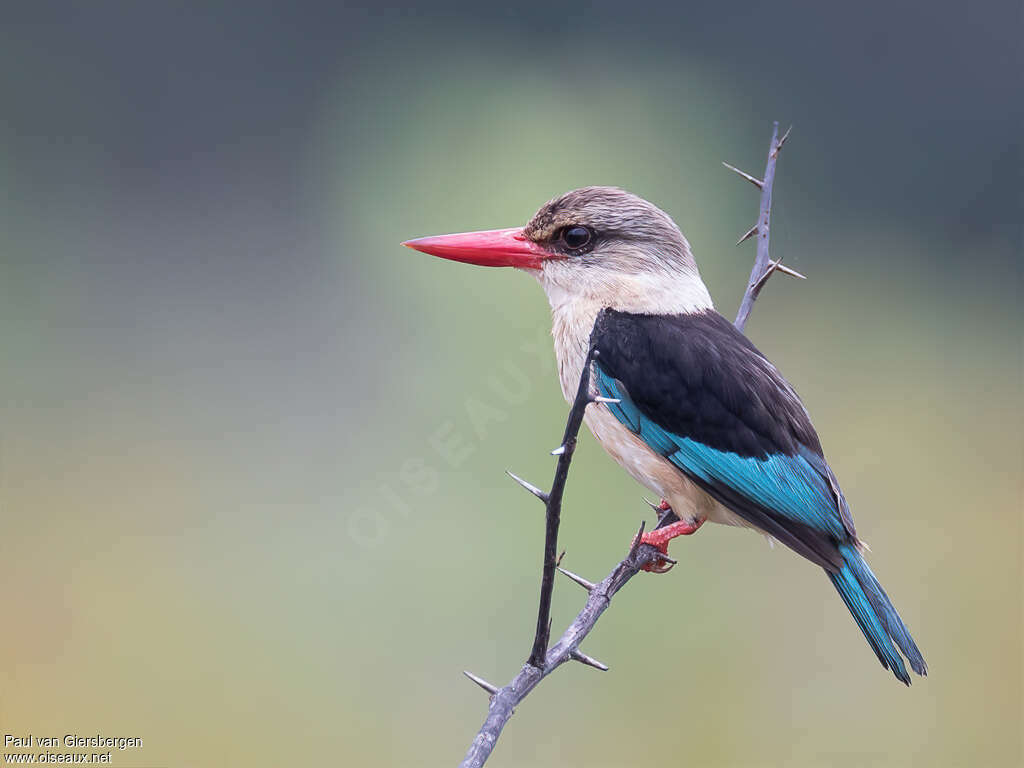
xmin=403 ymin=186 xmax=926 ymax=685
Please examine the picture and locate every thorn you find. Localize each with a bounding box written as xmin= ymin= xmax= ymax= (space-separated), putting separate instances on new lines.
xmin=551 ymin=445 xmax=566 ymax=456
xmin=655 ymin=553 xmax=678 ymax=566
xmin=571 ymin=649 xmax=609 ymax=671
xmin=751 ymin=260 xmax=781 ymax=291
xmin=557 ymin=566 xmax=596 ymax=592
xmin=722 ymin=161 xmax=764 ymax=189
xmin=771 ymin=125 xmax=793 ymax=158
xmin=627 ymin=520 xmax=647 ymax=559
xmin=753 ymin=259 xmax=804 ymax=291
xmin=642 ymin=496 xmax=662 ymax=512
xmin=556 ymin=550 xmax=566 ymax=567
xmin=735 ymin=224 xmax=759 ymax=245
xmin=505 ymin=470 xmax=549 ymax=503
xmin=463 ymin=670 xmax=499 ymax=695
xmin=592 ymin=395 xmax=621 ymax=404
xmin=774 ymin=262 xmax=806 ymax=280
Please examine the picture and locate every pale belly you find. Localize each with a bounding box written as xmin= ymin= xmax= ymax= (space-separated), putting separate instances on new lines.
xmin=583 ymin=404 xmax=751 ymax=528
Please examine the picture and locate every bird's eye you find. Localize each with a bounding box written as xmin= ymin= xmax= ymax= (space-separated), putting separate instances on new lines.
xmin=561 ymin=226 xmax=593 ymax=250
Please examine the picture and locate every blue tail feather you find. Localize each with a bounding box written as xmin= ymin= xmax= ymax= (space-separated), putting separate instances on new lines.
xmin=840 ymin=544 xmax=927 ymax=677
xmin=828 ymin=545 xmax=926 ymax=685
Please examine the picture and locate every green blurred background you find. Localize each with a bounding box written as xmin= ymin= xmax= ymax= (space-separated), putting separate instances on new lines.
xmin=1 ymin=2 xmax=1020 ymax=766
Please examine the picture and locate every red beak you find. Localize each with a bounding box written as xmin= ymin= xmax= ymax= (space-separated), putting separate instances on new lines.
xmin=402 ymin=227 xmax=553 ymax=269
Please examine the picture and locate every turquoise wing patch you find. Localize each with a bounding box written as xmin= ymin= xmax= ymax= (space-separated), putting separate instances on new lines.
xmin=595 ymin=365 xmax=842 ymax=537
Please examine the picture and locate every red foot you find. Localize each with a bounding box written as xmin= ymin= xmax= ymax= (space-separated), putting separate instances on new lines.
xmin=638 ymin=516 xmax=705 ymax=573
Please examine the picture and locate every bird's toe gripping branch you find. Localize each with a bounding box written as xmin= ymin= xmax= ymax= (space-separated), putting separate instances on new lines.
xmin=635 ymin=510 xmax=705 ymax=573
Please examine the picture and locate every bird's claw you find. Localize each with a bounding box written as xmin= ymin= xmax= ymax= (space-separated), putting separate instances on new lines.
xmin=635 ymin=532 xmax=677 ymax=573
xmin=642 ymin=550 xmax=676 ymax=574
xmin=633 ymin=513 xmax=705 ymax=574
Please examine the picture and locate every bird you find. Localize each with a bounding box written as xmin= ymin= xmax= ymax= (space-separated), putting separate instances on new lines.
xmin=402 ymin=186 xmax=926 ymax=685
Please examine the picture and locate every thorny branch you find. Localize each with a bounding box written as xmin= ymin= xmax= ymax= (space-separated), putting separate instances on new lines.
xmin=726 ymin=121 xmax=802 ymax=331
xmin=526 ymin=340 xmax=598 ymax=669
xmin=458 ymin=122 xmax=799 ymax=768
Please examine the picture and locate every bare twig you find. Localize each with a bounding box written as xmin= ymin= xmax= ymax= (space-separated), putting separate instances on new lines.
xmin=527 ymin=338 xmax=600 ymax=669
xmin=458 ymin=516 xmax=678 ymax=768
xmin=728 ymin=122 xmax=799 ymax=331
xmin=458 ymin=122 xmax=795 ymax=767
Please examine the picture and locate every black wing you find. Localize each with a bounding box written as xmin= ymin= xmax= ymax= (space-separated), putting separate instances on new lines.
xmin=592 ymin=309 xmax=856 ymax=570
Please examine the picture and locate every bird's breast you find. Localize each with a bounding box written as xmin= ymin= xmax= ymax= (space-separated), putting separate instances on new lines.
xmin=550 ymin=298 xmax=602 ymax=401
